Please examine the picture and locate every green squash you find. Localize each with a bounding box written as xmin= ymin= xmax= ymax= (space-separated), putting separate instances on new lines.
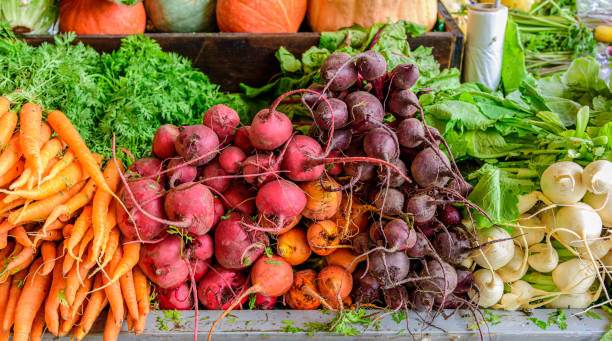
xmin=0 ymin=0 xmax=59 ymax=34
xmin=145 ymin=0 xmax=217 ymax=32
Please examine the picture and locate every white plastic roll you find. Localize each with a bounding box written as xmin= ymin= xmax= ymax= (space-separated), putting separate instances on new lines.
xmin=463 ymin=3 xmax=508 ymax=89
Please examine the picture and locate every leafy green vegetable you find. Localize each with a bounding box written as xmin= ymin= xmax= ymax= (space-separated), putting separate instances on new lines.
xmin=528 ymin=317 xmax=548 ymax=329
xmin=0 ymin=1 xmax=58 ymax=35
xmin=548 ymin=309 xmax=567 ymax=330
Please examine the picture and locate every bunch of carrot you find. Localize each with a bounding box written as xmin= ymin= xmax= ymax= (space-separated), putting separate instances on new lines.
xmin=0 ymin=98 xmax=149 ymax=341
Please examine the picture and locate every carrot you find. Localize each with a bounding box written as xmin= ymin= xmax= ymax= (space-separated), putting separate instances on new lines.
xmin=62 ymin=245 xmax=77 ymax=276
xmin=134 ymin=312 xmax=147 ymax=335
xmin=0 ymin=160 xmax=24 ymax=188
xmin=100 ymin=227 xmax=120 ymax=269
xmin=32 ymin=220 xmax=64 ymax=247
xmin=0 ymin=279 xmax=11 ymax=334
xmin=0 ymin=97 xmax=9 ymax=117
xmin=30 ymin=305 xmax=45 ymax=341
xmin=0 ymin=198 xmax=25 ymax=217
xmin=8 ymin=179 xmax=85 ymax=224
xmin=77 ymin=228 xmax=94 ymax=261
xmin=0 ymin=231 xmax=5 ymax=250
xmin=133 ymin=266 xmax=149 ymax=316
xmin=47 ymin=178 xmax=96 ymax=228
xmin=120 ymin=269 xmax=139 ymax=321
xmin=103 ymin=246 xmax=124 ymax=327
xmin=72 ymin=325 xmax=86 ymax=341
xmin=0 ymin=135 xmax=21 ymax=178
xmin=0 ymin=246 xmax=34 ymax=280
xmin=126 ymin=311 xmax=135 ymax=332
xmin=41 ymin=149 xmax=74 ymax=184
xmin=81 ymin=275 xmax=108 ymax=333
xmin=1 ymin=161 xmax=82 ymax=202
xmin=47 ymin=110 xmax=115 ymax=197
xmin=40 ymin=241 xmax=56 ymax=276
xmin=19 ymin=103 xmax=44 ymax=182
xmin=1 ymin=270 xmax=26 ymax=333
xmin=62 ymin=223 xmax=73 ymax=238
xmin=13 ymin=257 xmax=53 ymax=341
xmin=65 ymin=206 xmax=92 ymax=259
xmin=64 ymin=261 xmax=94 ymax=307
xmin=91 ymin=160 xmax=123 ymax=259
xmin=103 ymin=307 xmax=122 ymax=341
xmin=67 ymin=273 xmax=93 ymax=321
xmin=112 ymin=242 xmax=140 ymax=281
xmin=9 ymin=225 xmax=32 ymax=248
xmin=58 ymin=310 xmax=79 ymax=337
xmin=0 ymin=111 xmax=17 ymax=156
xmin=45 ymin=259 xmax=65 ymax=336
xmin=11 ymin=138 xmax=63 ymax=190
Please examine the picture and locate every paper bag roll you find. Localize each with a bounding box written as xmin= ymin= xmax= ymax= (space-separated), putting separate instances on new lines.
xmin=463 ymin=3 xmax=508 ymax=89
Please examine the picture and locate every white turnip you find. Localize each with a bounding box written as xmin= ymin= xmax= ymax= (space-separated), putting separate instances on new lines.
xmin=583 ymin=160 xmax=612 ymax=194
xmin=471 ymin=227 xmax=515 ymax=270
xmin=540 ymin=161 xmax=587 ymax=204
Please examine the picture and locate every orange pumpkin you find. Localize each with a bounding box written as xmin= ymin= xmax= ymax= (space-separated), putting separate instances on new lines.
xmin=59 ymin=0 xmax=146 ymax=34
xmin=308 ymin=0 xmax=438 ymax=32
xmin=216 ymin=0 xmax=307 ymax=33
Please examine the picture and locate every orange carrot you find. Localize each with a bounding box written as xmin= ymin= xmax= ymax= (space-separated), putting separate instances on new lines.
xmin=100 ymin=227 xmax=120 ymax=269
xmin=62 ymin=223 xmax=73 ymax=238
xmin=0 ymin=198 xmax=25 ymax=217
xmin=19 ymin=103 xmax=43 ymax=183
xmin=13 ymin=258 xmax=53 ymax=341
xmin=30 ymin=305 xmax=45 ymax=341
xmin=1 ymin=270 xmax=26 ymax=333
xmin=81 ymin=275 xmax=108 ymax=333
xmin=43 ymin=178 xmax=96 ymax=230
xmin=72 ymin=325 xmax=86 ymax=341
xmin=0 ymin=135 xmax=22 ymax=177
xmin=41 ymin=149 xmax=74 ymax=184
xmin=0 ymin=279 xmax=11 ymax=334
xmin=11 ymin=138 xmax=63 ymax=190
xmin=120 ymin=269 xmax=139 ymax=321
xmin=0 ymin=111 xmax=17 ymax=157
xmin=64 ymin=261 xmax=94 ymax=307
xmin=91 ymin=160 xmax=123 ymax=259
xmin=45 ymin=262 xmax=65 ymax=336
xmin=2 ymin=161 xmax=82 ymax=201
xmin=100 ymin=204 xmax=117 ymax=259
xmin=67 ymin=273 xmax=93 ymax=321
xmin=103 ymin=306 xmax=122 ymax=341
xmin=62 ymin=245 xmax=77 ymax=276
xmin=32 ymin=220 xmax=64 ymax=247
xmin=134 ymin=312 xmax=147 ymax=335
xmin=8 ymin=179 xmax=85 ymax=224
xmin=9 ymin=225 xmax=32 ymax=248
xmin=112 ymin=242 xmax=140 ymax=281
xmin=1 ymin=246 xmax=34 ymax=280
xmin=77 ymin=228 xmax=94 ymax=261
xmin=40 ymin=241 xmax=56 ymax=276
xmin=0 ymin=97 xmax=9 ymax=116
xmin=104 ymin=246 xmax=124 ymax=327
xmin=0 ymin=160 xmax=24 ymax=188
xmin=47 ymin=110 xmax=114 ymax=196
xmin=0 ymin=231 xmax=5 ymax=250
xmin=126 ymin=311 xmax=135 ymax=332
xmin=65 ymin=206 xmax=92 ymax=259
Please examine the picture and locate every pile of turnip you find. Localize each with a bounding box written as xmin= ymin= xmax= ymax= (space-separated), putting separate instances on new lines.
xmin=113 ymin=50 xmax=502 ymax=339
xmin=474 ymin=160 xmax=612 ymax=311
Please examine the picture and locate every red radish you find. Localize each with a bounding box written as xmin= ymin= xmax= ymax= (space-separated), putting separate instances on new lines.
xmin=198 ymin=265 xmax=248 ymax=310
xmin=202 ymin=159 xmax=231 ymax=193
xmin=234 ymin=126 xmax=254 ymax=153
xmin=153 ymin=124 xmax=180 ymax=159
xmin=191 ymin=234 xmax=214 ymax=261
xmin=242 ymin=152 xmax=279 ymax=186
xmin=281 ymin=135 xmax=325 ymax=182
xmin=208 ymin=255 xmax=293 ymax=341
xmin=139 ymin=236 xmax=190 ymax=289
xmin=256 ymin=180 xmax=307 ymax=226
xmin=191 ymin=258 xmax=211 ymax=281
xmin=175 ymin=125 xmax=219 ymax=166
xmin=202 ymin=104 xmax=240 ymax=139
xmin=214 ymin=213 xmax=269 ymax=269
xmin=249 ymin=109 xmax=293 ymax=150
xmin=166 ymin=157 xmax=197 ymax=188
xmin=158 ymin=283 xmax=193 ymax=310
xmin=211 ymin=197 xmax=224 ymax=228
xmin=219 ymin=146 xmax=246 ymax=174
xmin=116 ymin=179 xmax=166 ymax=242
xmin=222 ymin=181 xmax=256 ymax=215
xmin=164 ymin=182 xmax=215 ymax=235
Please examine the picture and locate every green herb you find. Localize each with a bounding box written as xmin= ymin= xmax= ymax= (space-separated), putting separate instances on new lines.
xmin=157 ymin=310 xmax=185 ymax=331
xmin=248 ymin=294 xmax=257 ymax=310
xmin=281 ymin=320 xmax=305 ymax=334
xmin=58 ymin=288 xmax=68 ymax=307
xmin=14 ymin=277 xmax=24 ymax=289
xmin=548 ymin=309 xmax=567 ymax=330
xmin=484 ymin=309 xmax=502 ymax=326
xmin=265 ymin=259 xmax=281 ymax=266
xmin=280 ymin=309 xmax=373 ymax=337
xmin=156 ymin=316 xmax=169 ymax=331
xmin=528 ymin=317 xmax=548 ymax=329
xmin=149 ymin=290 xmax=159 ymax=310
xmin=245 ymin=320 xmax=252 ymax=326
xmin=220 ymin=213 xmax=231 ymax=220
xmin=586 ymin=311 xmax=602 ymax=320
xmin=226 ymin=314 xmax=238 ymax=323
xmin=391 ymin=310 xmax=406 ymax=324
xmin=166 ymin=225 xmax=193 ymax=256
xmin=264 ymin=246 xmax=273 ymax=257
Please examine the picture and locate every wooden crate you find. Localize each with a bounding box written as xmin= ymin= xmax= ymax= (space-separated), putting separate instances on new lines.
xmin=22 ymin=1 xmax=463 ymax=92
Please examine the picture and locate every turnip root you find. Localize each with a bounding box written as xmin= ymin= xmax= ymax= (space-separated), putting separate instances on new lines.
xmin=202 ymin=159 xmax=230 ymax=193
xmin=584 ymin=192 xmax=612 ymax=227
xmin=540 ymin=161 xmax=587 ymax=204
xmin=318 ymin=129 xmax=352 ymax=151
xmin=552 ymin=258 xmax=597 ymax=294
xmin=117 ymin=179 xmax=166 ymax=242
xmin=249 ymin=109 xmax=293 ymax=150
xmin=369 ymin=250 xmax=410 ymax=286
xmin=407 ymin=231 xmax=433 ymax=258
xmin=202 ymin=104 xmax=240 ymax=139
xmin=545 ymin=293 xmax=595 ymax=309
xmin=234 ymin=126 xmax=254 ymax=153
xmin=384 ymin=286 xmax=409 ymax=310
xmin=527 ymin=243 xmax=558 ymax=273
xmin=222 ymin=181 xmax=256 ymax=215
xmin=302 ymin=83 xmax=330 ymax=108
xmin=512 ymin=215 xmax=545 ymax=248
xmin=497 ymin=245 xmax=528 ymax=282
xmin=166 ymin=158 xmax=197 ymax=188
xmin=139 ymin=236 xmax=189 ymax=289
xmin=390 ymin=64 xmax=419 ymax=90
xmin=153 ymin=124 xmax=180 ymax=159
xmin=440 ymin=205 xmax=462 ymax=226
xmin=281 ymin=135 xmax=325 ymax=182
xmin=454 ymin=267 xmax=475 ymax=294
xmin=469 ymin=269 xmax=503 ymax=308
xmin=433 ymin=229 xmax=471 ymax=265
xmin=577 ymin=237 xmax=612 ymax=259
xmin=219 ymin=146 xmax=246 ymax=174
xmin=345 ymin=91 xmax=384 ymax=132
xmin=215 ymin=213 xmax=268 ymax=269
xmin=355 ymin=50 xmax=387 ymax=81
xmin=315 ymin=98 xmax=348 ymax=130
xmin=158 ymin=283 xmax=193 ymax=310
xmin=256 ymin=180 xmax=306 ymax=228
xmin=198 ymin=265 xmax=248 ymax=310
xmin=397 ymin=118 xmax=425 ymax=148
xmin=411 ymin=147 xmax=452 ymax=188
xmin=320 ymin=52 xmax=358 ymax=91
xmin=242 ymin=153 xmax=279 ymax=186
xmin=164 ymin=182 xmax=215 ymax=235
xmin=389 ymin=89 xmax=418 ymax=119
xmin=583 ymin=160 xmax=612 ymax=194
xmin=175 ymin=125 xmax=219 ymax=166
xmin=471 ymin=227 xmax=515 ymax=270
xmin=553 ymin=203 xmax=602 ymax=246
xmin=300 ymin=179 xmax=342 ymax=220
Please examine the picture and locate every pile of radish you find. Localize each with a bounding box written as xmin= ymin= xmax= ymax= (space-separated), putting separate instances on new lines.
xmin=115 ymin=50 xmax=515 ymax=339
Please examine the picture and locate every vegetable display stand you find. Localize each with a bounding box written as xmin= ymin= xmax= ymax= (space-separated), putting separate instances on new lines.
xmin=77 ymin=309 xmax=610 ymax=340
xmin=21 ymin=1 xmax=462 ymax=92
